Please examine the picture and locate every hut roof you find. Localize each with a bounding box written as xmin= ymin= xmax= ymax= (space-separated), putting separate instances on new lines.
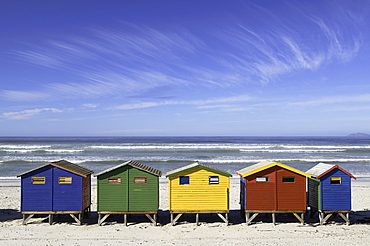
xmin=166 ymin=162 xmax=232 ymax=177
xmin=95 ymin=160 xmax=162 ymax=177
xmin=17 ymin=160 xmax=94 ymax=178
xmin=236 ymin=160 xmax=311 ymax=178
xmin=306 ymin=163 xmax=356 ymax=179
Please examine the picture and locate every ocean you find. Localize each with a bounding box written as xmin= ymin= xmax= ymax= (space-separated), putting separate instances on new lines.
xmin=1 ymin=136 xmax=370 ymax=178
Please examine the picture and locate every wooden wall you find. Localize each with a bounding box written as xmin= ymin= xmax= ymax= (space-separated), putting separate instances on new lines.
xmin=168 ymin=167 xmax=230 ymax=211
xmin=320 ymin=169 xmax=352 ymax=211
xmin=244 ymin=166 xmax=307 ymax=211
xmin=97 ymin=165 xmax=159 ymax=212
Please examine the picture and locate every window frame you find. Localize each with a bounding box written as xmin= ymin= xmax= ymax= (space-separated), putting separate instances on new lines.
xmin=282 ymin=177 xmax=295 ymax=183
xmin=256 ymin=176 xmax=269 ymax=183
xmin=179 ymin=176 xmax=190 ymax=185
xmin=330 ymin=177 xmax=342 ymax=185
xmin=209 ymin=176 xmax=219 ymax=185
xmin=134 ymin=177 xmax=148 ymax=184
xmin=58 ymin=177 xmax=72 ymax=184
xmin=32 ymin=177 xmax=46 ymax=184
xmin=108 ymin=177 xmax=122 ymax=184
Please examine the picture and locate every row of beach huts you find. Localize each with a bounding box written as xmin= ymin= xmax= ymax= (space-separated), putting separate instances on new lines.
xmin=17 ymin=160 xmax=356 ymax=226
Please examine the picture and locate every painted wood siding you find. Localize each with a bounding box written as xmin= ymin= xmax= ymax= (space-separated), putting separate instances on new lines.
xmin=169 ymin=167 xmax=230 ymax=211
xmin=245 ymin=167 xmax=276 ymax=210
xmin=97 ymin=165 xmax=129 ymax=211
xmin=128 ymin=167 xmax=159 ymax=211
xmin=321 ymin=169 xmax=352 ymax=210
xmin=21 ymin=165 xmax=53 ymax=211
xmin=53 ymin=168 xmax=83 ymax=211
xmin=244 ymin=166 xmax=307 ymax=211
xmin=239 ymin=177 xmax=246 ymax=210
xmin=82 ymin=174 xmax=91 ymax=210
xmin=276 ymin=167 xmax=306 ymax=210
xmin=307 ymin=178 xmax=320 ymax=210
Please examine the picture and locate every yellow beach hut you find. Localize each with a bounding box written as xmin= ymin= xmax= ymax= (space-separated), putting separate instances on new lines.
xmin=166 ymin=162 xmax=232 ymax=225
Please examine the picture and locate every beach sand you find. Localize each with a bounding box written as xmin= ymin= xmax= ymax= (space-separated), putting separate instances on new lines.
xmin=1 ymin=178 xmax=370 ymax=245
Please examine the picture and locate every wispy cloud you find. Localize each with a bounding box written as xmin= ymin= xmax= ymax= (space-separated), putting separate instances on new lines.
xmin=289 ymin=94 xmax=370 ymax=107
xmin=111 ymin=94 xmax=254 ymax=110
xmin=6 ymin=2 xmax=364 ymax=102
xmin=1 ymin=108 xmax=65 ymax=120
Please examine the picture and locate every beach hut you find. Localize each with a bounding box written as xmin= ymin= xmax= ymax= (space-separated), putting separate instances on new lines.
xmin=17 ymin=160 xmax=93 ymax=225
xmin=306 ymin=163 xmax=356 ymax=225
xmin=236 ymin=161 xmax=311 ymax=225
xmin=95 ymin=160 xmax=162 ymax=226
xmin=166 ymin=162 xmax=232 ymax=225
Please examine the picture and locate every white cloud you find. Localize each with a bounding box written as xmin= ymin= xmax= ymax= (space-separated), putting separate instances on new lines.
xmin=82 ymin=103 xmax=99 ymax=108
xmin=111 ymin=94 xmax=253 ymax=110
xmin=0 ymin=90 xmax=51 ymax=102
xmin=2 ymin=108 xmax=64 ymax=120
xmin=289 ymin=94 xmax=370 ymax=107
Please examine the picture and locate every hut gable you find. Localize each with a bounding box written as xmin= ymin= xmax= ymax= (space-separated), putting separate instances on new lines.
xmin=237 ymin=161 xmax=311 ymax=211
xmin=18 ymin=160 xmax=94 ymax=178
xmin=236 ymin=161 xmax=311 ymax=178
xmin=95 ymin=160 xmax=162 ymax=177
xmin=306 ymin=163 xmax=356 ymax=180
xmin=18 ymin=160 xmax=93 ymax=221
xmin=166 ymin=162 xmax=231 ymax=212
xmin=306 ymin=163 xmax=355 ymax=211
xmin=96 ymin=161 xmax=162 ymax=213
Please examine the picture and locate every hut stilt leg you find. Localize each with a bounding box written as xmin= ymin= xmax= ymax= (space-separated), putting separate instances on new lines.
xmin=124 ymin=214 xmax=128 ymax=226
xmin=69 ymin=214 xmax=81 ymax=225
xmin=22 ymin=214 xmax=34 ymax=225
xmin=246 ymin=212 xmax=259 ymax=225
xmin=272 ymin=213 xmax=276 ymax=225
xmin=245 ymin=212 xmax=249 ymax=224
xmin=196 ymin=213 xmax=199 ymax=226
xmin=49 ymin=214 xmax=53 ymax=225
xmin=98 ymin=214 xmax=110 ymax=226
xmin=145 ymin=214 xmax=157 ymax=226
xmin=321 ymin=213 xmax=333 ymax=225
xmin=346 ymin=212 xmax=350 ymax=226
xmin=172 ymin=213 xmax=183 ymax=226
xmin=319 ymin=212 xmax=323 ymax=224
xmin=338 ymin=212 xmax=350 ymax=225
xmin=216 ymin=213 xmax=228 ymax=224
xmin=292 ymin=213 xmax=305 ymax=224
xmin=170 ymin=213 xmax=174 ymax=225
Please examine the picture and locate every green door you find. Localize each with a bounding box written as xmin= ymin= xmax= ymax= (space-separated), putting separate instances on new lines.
xmin=97 ymin=166 xmax=129 ymax=211
xmin=128 ymin=167 xmax=158 ymax=212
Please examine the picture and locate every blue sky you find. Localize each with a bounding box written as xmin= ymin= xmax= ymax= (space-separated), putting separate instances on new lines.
xmin=1 ymin=0 xmax=370 ymax=136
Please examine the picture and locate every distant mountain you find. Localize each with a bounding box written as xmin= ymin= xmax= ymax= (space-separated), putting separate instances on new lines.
xmin=347 ymin=132 xmax=370 ymax=137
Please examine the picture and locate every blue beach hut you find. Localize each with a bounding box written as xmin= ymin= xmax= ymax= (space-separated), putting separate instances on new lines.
xmin=306 ymin=163 xmax=356 ymax=225
xmin=17 ymin=160 xmax=94 ymax=225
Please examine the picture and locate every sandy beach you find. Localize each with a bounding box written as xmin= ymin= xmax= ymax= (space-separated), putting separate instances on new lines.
xmin=1 ymin=178 xmax=370 ymax=245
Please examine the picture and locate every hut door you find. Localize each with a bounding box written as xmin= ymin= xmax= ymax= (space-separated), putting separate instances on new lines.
xmin=276 ymin=167 xmax=306 ymax=210
xmin=22 ymin=166 xmax=53 ymax=211
xmin=128 ymin=167 xmax=157 ymax=212
xmin=245 ymin=167 xmax=276 ymax=210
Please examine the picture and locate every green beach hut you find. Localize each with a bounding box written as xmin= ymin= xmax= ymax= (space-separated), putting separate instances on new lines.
xmin=95 ymin=160 xmax=162 ymax=226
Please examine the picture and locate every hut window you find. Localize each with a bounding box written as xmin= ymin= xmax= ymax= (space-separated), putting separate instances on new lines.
xmin=179 ymin=176 xmax=190 ymax=185
xmin=330 ymin=177 xmax=342 ymax=184
xmin=58 ymin=177 xmax=72 ymax=184
xmin=108 ymin=177 xmax=121 ymax=184
xmin=32 ymin=177 xmax=45 ymax=184
xmin=282 ymin=177 xmax=295 ymax=183
xmin=209 ymin=176 xmax=219 ymax=184
xmin=134 ymin=177 xmax=148 ymax=184
xmin=256 ymin=177 xmax=269 ymax=182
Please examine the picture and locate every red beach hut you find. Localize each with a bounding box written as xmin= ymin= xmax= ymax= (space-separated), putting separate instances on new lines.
xmin=236 ymin=161 xmax=311 ymax=225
